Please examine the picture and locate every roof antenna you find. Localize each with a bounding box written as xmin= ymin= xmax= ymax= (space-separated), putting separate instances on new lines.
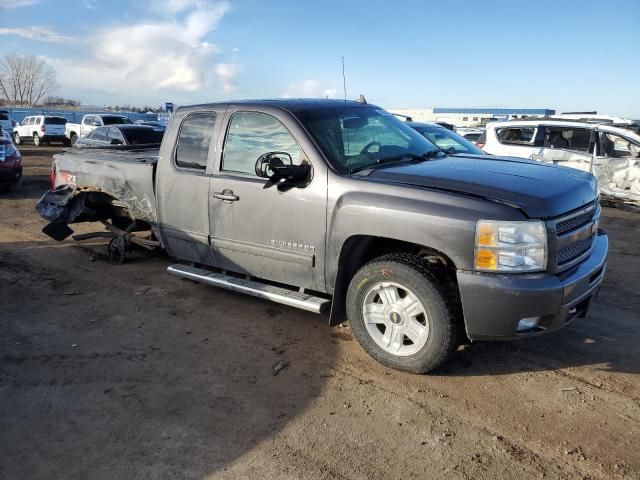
xmin=342 ymin=56 xmax=347 ymax=106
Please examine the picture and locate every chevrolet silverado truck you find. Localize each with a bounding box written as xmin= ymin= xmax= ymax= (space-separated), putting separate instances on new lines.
xmin=65 ymin=114 xmax=132 ymax=145
xmin=36 ymin=99 xmax=608 ymax=373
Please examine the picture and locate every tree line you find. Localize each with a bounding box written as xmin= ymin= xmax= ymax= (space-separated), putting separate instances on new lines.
xmin=0 ymin=53 xmax=165 ymax=113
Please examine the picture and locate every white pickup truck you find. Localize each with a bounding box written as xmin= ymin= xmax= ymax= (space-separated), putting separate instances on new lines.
xmin=65 ymin=114 xmax=132 ymax=144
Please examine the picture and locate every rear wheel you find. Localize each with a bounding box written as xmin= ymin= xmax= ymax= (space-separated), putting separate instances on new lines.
xmin=33 ymin=133 xmax=41 ymax=146
xmin=346 ymin=253 xmax=460 ymax=373
xmin=13 ymin=132 xmax=21 ymax=145
xmin=70 ymin=133 xmax=78 ymax=145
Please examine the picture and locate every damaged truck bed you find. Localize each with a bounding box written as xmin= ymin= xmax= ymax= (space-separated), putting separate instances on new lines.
xmin=37 ymin=147 xmax=160 ymax=260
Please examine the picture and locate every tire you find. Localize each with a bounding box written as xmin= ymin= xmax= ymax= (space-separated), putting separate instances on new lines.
xmin=70 ymin=133 xmax=78 ymax=145
xmin=8 ymin=176 xmax=22 ymax=192
xmin=33 ymin=133 xmax=41 ymax=147
xmin=346 ymin=253 xmax=460 ymax=374
xmin=13 ymin=132 xmax=22 ymax=145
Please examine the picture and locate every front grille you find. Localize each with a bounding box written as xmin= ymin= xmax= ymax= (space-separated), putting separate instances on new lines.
xmin=556 ymin=209 xmax=595 ymax=235
xmin=557 ymin=236 xmax=594 ymax=265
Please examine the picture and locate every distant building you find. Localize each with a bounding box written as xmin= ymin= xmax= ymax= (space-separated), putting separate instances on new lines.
xmin=389 ymin=107 xmax=556 ymax=127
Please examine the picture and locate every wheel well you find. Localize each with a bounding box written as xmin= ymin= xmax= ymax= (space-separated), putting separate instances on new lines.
xmin=328 ymin=235 xmax=459 ymax=326
xmin=67 ymin=190 xmax=151 ymax=232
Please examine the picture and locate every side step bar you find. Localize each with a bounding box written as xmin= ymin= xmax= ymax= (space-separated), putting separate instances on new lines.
xmin=167 ymin=264 xmax=331 ymax=314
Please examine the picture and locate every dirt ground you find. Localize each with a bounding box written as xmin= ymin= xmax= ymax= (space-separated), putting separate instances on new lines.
xmin=1 ymin=145 xmax=639 ymax=480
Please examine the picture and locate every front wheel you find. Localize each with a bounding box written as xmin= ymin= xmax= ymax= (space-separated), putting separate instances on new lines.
xmin=346 ymin=254 xmax=460 ymax=373
xmin=33 ymin=133 xmax=41 ymax=146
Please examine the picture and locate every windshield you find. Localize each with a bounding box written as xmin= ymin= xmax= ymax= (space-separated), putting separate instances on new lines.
xmin=122 ymin=127 xmax=164 ymax=145
xmin=296 ymin=106 xmax=440 ymax=172
xmin=411 ymin=125 xmax=484 ymax=155
xmin=102 ymin=116 xmax=132 ymax=125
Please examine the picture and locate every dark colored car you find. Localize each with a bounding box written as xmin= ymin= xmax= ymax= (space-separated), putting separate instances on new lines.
xmin=0 ymin=137 xmax=22 ymax=191
xmin=407 ymin=122 xmax=485 ymax=155
xmin=75 ymin=125 xmax=164 ymax=148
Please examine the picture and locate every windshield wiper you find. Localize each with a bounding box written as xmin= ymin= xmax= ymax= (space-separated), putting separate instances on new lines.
xmin=350 ymin=149 xmax=445 ymax=174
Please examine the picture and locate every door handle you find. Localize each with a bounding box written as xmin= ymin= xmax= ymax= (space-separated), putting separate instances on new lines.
xmin=213 ymin=189 xmax=239 ymax=202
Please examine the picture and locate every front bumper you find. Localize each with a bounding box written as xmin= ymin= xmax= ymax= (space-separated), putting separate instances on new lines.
xmin=457 ymin=231 xmax=608 ymax=341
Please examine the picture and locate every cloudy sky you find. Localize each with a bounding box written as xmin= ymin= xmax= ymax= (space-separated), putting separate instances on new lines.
xmin=0 ymin=0 xmax=639 ymax=116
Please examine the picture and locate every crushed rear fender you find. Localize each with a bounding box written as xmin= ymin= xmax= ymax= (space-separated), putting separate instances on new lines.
xmin=36 ymin=186 xmax=97 ymax=241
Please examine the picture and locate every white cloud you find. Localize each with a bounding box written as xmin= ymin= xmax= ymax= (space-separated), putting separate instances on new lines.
xmin=0 ymin=26 xmax=72 ymax=43
xmin=0 ymin=0 xmax=39 ymax=8
xmin=46 ymin=0 xmax=234 ymax=102
xmin=83 ymin=0 xmax=98 ymax=8
xmin=282 ymin=80 xmax=337 ymax=99
xmin=215 ymin=63 xmax=239 ymax=91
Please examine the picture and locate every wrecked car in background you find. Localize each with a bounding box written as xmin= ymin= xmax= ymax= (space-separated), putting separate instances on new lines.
xmin=36 ymin=99 xmax=607 ymax=374
xmin=481 ymin=120 xmax=640 ymax=208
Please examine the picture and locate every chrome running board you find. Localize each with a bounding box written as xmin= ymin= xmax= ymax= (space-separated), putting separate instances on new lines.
xmin=167 ymin=264 xmax=330 ymax=314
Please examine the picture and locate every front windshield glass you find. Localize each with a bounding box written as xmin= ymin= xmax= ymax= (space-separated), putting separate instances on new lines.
xmin=412 ymin=126 xmax=484 ymax=155
xmin=296 ymin=106 xmax=440 ymax=172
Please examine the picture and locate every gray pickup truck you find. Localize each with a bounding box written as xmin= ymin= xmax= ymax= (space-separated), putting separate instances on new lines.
xmin=37 ymin=99 xmax=608 ymax=373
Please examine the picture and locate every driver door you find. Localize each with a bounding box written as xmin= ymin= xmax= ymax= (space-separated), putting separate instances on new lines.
xmin=208 ymin=109 xmax=327 ymax=292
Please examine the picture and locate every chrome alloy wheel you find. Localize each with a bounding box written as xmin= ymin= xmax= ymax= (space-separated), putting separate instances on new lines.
xmin=361 ymin=281 xmax=429 ymax=356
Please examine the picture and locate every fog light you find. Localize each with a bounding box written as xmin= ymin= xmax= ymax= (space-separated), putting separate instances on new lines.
xmin=517 ymin=316 xmax=542 ymax=332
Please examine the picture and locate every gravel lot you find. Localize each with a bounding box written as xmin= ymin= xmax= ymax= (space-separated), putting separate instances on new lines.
xmin=1 ymin=145 xmax=639 ymax=480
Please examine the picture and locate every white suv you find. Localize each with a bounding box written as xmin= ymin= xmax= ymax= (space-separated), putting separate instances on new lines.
xmin=13 ymin=115 xmax=68 ymax=147
xmin=481 ymin=120 xmax=640 ymax=203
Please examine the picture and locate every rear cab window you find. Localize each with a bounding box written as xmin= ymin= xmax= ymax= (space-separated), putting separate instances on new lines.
xmin=102 ymin=116 xmax=131 ymax=125
xmin=175 ymin=112 xmax=217 ymax=170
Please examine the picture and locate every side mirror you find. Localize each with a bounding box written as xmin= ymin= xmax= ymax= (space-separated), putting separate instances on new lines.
xmin=254 ymin=152 xmax=311 ymax=189
xmin=93 ymin=121 xmax=102 ymax=127
xmin=255 ymin=151 xmax=292 ymax=178
xmin=110 ymin=138 xmax=123 ymax=145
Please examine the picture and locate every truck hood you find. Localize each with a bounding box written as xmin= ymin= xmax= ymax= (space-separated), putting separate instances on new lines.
xmin=365 ymin=154 xmax=598 ymax=218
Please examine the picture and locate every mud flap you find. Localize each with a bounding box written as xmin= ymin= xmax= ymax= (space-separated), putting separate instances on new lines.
xmin=42 ymin=219 xmax=74 ymax=241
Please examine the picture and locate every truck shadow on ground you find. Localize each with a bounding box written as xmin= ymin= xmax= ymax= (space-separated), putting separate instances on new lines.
xmin=0 ymin=242 xmax=338 ymax=479
xmin=437 ymin=298 xmax=640 ymax=377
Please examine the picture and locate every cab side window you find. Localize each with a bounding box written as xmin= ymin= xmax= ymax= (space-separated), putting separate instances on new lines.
xmin=544 ymin=128 xmax=591 ymax=152
xmin=84 ymin=116 xmax=94 ymax=125
xmin=108 ymin=128 xmax=125 ymax=144
xmin=222 ymin=112 xmax=302 ymax=175
xmin=599 ymin=132 xmax=640 ymax=158
xmin=496 ymin=127 xmax=536 ymax=145
xmin=92 ymin=127 xmax=108 ymax=142
xmin=175 ymin=112 xmax=217 ymax=170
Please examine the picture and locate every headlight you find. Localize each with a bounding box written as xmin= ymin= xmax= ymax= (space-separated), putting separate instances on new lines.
xmin=474 ymin=220 xmax=547 ymax=272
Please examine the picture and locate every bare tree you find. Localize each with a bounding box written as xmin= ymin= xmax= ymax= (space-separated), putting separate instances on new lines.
xmin=0 ymin=54 xmax=59 ymax=107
